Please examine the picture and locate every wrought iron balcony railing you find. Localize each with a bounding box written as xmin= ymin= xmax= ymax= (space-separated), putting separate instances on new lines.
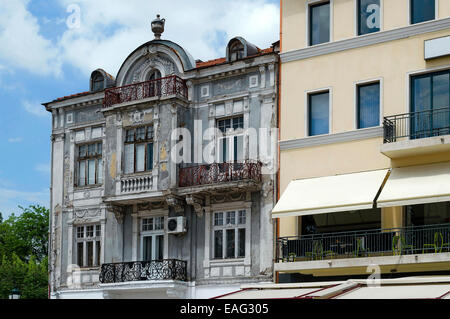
xmin=383 ymin=106 xmax=450 ymax=143
xmin=276 ymin=223 xmax=450 ymax=262
xmin=178 ymin=161 xmax=262 ymax=187
xmin=99 ymin=259 xmax=187 ymax=283
xmin=103 ymin=75 xmax=188 ymax=108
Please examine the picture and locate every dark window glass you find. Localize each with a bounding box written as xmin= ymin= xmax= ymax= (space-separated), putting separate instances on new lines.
xmin=411 ymin=70 xmax=450 ymax=139
xmin=411 ymin=0 xmax=435 ymax=24
xmin=96 ymin=241 xmax=101 ymax=266
xmin=232 ymin=116 xmax=244 ymax=130
xmin=77 ymin=243 xmax=84 ymax=267
xmin=92 ymin=74 xmax=104 ymax=91
xmin=238 ymin=228 xmax=245 ymax=258
xmin=156 ymin=235 xmax=164 ymax=260
xmin=87 ymin=241 xmax=93 ymax=267
xmin=143 ymin=236 xmax=152 ymax=261
xmin=214 ymin=230 xmax=223 ymax=259
xmin=310 ymin=2 xmax=330 ymax=46
xmin=147 ymin=143 xmax=153 ymax=170
xmin=226 ymin=229 xmax=235 ymax=258
xmin=358 ymin=0 xmax=380 ymax=35
xmin=218 ymin=119 xmax=231 ymax=133
xmin=358 ymin=82 xmax=380 ymax=129
xmin=136 ymin=127 xmax=146 ymax=140
xmin=309 ymin=92 xmax=330 ymax=136
xmin=126 ymin=129 xmax=135 ymax=142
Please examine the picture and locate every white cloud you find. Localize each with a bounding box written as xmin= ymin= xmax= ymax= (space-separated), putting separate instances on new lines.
xmin=0 ymin=1 xmax=279 ymax=79
xmin=0 ymin=187 xmax=49 ymax=218
xmin=8 ymin=137 xmax=23 ymax=143
xmin=22 ymin=100 xmax=50 ymax=117
xmin=0 ymin=0 xmax=62 ymax=76
xmin=35 ymin=163 xmax=51 ymax=174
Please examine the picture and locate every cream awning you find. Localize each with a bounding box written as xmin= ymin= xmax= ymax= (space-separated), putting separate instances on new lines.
xmin=272 ymin=169 xmax=390 ymax=218
xmin=377 ymin=161 xmax=450 ymax=208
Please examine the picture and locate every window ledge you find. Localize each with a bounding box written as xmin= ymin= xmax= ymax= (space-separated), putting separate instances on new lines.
xmin=209 ymin=258 xmax=246 ymax=267
xmin=74 ymin=184 xmax=103 ymax=190
xmin=280 ymin=126 xmax=383 ymax=150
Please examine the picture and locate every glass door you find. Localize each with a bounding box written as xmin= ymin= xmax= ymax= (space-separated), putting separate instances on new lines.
xmin=411 ymin=70 xmax=450 ymax=139
xmin=142 ymin=234 xmax=164 ymax=261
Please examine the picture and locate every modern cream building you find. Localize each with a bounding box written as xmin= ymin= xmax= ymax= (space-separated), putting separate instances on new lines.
xmin=274 ymin=0 xmax=450 ymax=282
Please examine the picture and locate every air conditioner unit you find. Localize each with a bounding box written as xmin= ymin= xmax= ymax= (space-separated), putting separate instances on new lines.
xmin=167 ymin=216 xmax=187 ymax=234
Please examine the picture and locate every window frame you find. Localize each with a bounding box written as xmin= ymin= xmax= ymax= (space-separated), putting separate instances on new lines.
xmin=305 ymin=88 xmax=332 ymax=137
xmin=140 ymin=216 xmax=165 ymax=261
xmin=212 ymin=210 xmax=247 ymax=260
xmin=75 ymin=224 xmax=102 ymax=268
xmin=307 ymin=0 xmax=333 ymax=47
xmin=409 ymin=0 xmax=437 ymax=25
xmin=76 ymin=141 xmax=103 ymax=187
xmin=216 ymin=115 xmax=245 ymax=163
xmin=354 ymin=78 xmax=383 ymax=130
xmin=124 ymin=125 xmax=154 ymax=175
xmin=355 ymin=0 xmax=383 ymax=36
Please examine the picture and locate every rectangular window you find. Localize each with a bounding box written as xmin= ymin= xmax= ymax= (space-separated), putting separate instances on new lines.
xmin=411 ymin=70 xmax=450 ymax=139
xmin=411 ymin=0 xmax=435 ymax=24
xmin=77 ymin=142 xmax=103 ymax=186
xmin=358 ymin=0 xmax=380 ymax=35
xmin=140 ymin=217 xmax=164 ymax=261
xmin=124 ymin=126 xmax=154 ymax=174
xmin=308 ymin=91 xmax=330 ymax=136
xmin=213 ymin=210 xmax=247 ymax=260
xmin=357 ymin=82 xmax=380 ymax=129
xmin=309 ymin=1 xmax=330 ymax=46
xmin=75 ymin=224 xmax=101 ymax=268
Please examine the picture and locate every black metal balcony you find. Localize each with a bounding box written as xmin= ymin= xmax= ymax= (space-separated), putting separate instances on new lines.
xmin=99 ymin=259 xmax=187 ymax=283
xmin=383 ymin=106 xmax=450 ymax=143
xmin=276 ymin=223 xmax=450 ymax=262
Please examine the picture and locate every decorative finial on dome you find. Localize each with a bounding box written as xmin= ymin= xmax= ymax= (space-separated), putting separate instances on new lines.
xmin=151 ymin=14 xmax=165 ymax=40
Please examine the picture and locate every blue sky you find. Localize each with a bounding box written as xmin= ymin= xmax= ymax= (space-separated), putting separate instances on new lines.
xmin=0 ymin=0 xmax=279 ymax=218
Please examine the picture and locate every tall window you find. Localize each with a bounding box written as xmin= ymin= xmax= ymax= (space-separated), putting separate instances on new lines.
xmin=308 ymin=91 xmax=330 ymax=136
xmin=124 ymin=125 xmax=154 ymax=174
xmin=141 ymin=217 xmax=164 ymax=261
xmin=76 ymin=225 xmax=101 ymax=267
xmin=411 ymin=70 xmax=450 ymax=139
xmin=309 ymin=1 xmax=330 ymax=46
xmin=217 ymin=116 xmax=244 ymax=163
xmin=358 ymin=0 xmax=380 ymax=35
xmin=410 ymin=0 xmax=435 ymax=24
xmin=77 ymin=142 xmax=103 ymax=186
xmin=357 ymin=82 xmax=380 ymax=129
xmin=213 ymin=210 xmax=246 ymax=259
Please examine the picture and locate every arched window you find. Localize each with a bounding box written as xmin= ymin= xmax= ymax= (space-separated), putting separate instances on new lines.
xmin=229 ymin=41 xmax=244 ymax=61
xmin=147 ymin=69 xmax=162 ymax=81
xmin=91 ymin=73 xmax=104 ymax=91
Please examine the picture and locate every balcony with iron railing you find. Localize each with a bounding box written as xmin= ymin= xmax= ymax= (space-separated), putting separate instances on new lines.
xmin=381 ymin=106 xmax=450 ymax=158
xmin=99 ymin=259 xmax=187 ymax=284
xmin=276 ymin=223 xmax=450 ymax=263
xmin=178 ymin=160 xmax=262 ymax=188
xmin=103 ymin=75 xmax=188 ymax=108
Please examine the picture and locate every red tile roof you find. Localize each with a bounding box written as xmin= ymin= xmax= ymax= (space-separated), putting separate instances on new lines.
xmin=195 ymin=46 xmax=274 ymax=69
xmin=56 ymin=91 xmax=92 ymax=101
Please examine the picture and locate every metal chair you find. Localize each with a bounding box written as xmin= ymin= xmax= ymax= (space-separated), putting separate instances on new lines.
xmin=392 ymin=234 xmax=414 ymax=255
xmin=422 ymin=232 xmax=444 ymax=254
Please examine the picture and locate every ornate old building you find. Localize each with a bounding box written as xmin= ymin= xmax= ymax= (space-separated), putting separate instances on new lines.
xmin=43 ymin=15 xmax=279 ymax=299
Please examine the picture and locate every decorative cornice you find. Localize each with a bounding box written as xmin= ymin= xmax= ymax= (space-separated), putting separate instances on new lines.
xmin=280 ymin=126 xmax=383 ymax=151
xmin=166 ymin=195 xmax=185 ymax=213
xmin=185 ymin=195 xmax=204 ymax=217
xmin=281 ymin=18 xmax=450 ymax=63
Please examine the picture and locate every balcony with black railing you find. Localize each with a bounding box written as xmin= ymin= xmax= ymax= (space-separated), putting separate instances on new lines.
xmin=382 ymin=106 xmax=450 ymax=158
xmin=178 ymin=161 xmax=262 ymax=188
xmin=383 ymin=106 xmax=450 ymax=143
xmin=99 ymin=259 xmax=187 ymax=284
xmin=276 ymin=223 xmax=450 ymax=263
xmin=103 ymin=75 xmax=188 ymax=108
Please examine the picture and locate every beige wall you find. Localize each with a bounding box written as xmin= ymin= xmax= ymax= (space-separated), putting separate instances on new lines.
xmin=282 ymin=0 xmax=450 ymax=53
xmin=281 ymin=29 xmax=450 ymax=141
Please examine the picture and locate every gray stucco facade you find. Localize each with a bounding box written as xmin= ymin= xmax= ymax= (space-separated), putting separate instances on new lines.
xmin=44 ymin=28 xmax=279 ymax=299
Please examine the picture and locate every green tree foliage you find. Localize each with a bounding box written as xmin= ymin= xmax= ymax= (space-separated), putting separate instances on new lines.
xmin=0 ymin=205 xmax=49 ymax=299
